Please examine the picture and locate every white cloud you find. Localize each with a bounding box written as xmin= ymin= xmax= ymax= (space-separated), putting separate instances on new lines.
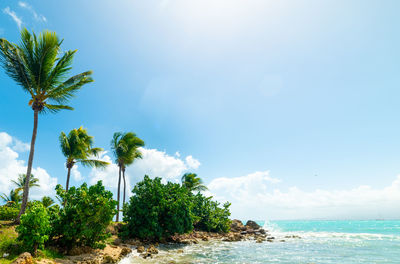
xmin=71 ymin=165 xmax=82 ymax=181
xmin=3 ymin=7 xmax=22 ymax=29
xmin=0 ymin=132 xmax=57 ymax=202
xmin=185 ymin=155 xmax=201 ymax=169
xmin=90 ymin=148 xmax=200 ymax=194
xmin=18 ymin=2 xmax=46 ymax=22
xmin=207 ymin=171 xmax=400 ymax=220
xmin=12 ymin=139 xmax=30 ymax=152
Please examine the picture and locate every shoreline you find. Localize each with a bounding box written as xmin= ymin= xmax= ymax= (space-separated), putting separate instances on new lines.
xmin=8 ymin=219 xmax=294 ymax=264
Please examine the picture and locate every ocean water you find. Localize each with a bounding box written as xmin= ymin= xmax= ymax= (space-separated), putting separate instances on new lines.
xmin=120 ymin=220 xmax=400 ymax=264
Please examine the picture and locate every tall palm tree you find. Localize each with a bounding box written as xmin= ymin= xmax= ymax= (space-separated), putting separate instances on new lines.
xmin=1 ymin=189 xmax=22 ymax=204
xmin=181 ymin=173 xmax=208 ymax=193
xmin=60 ymin=127 xmax=109 ymax=191
xmin=0 ymin=29 xmax=93 ymax=222
xmin=12 ymin=174 xmax=40 ymax=193
xmin=111 ymin=132 xmax=144 ymax=222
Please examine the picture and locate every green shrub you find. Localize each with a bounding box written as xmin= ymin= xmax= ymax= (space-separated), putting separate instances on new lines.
xmin=191 ymin=193 xmax=231 ymax=233
xmin=122 ymin=176 xmax=193 ymax=241
xmin=0 ymin=205 xmax=19 ymax=221
xmin=52 ymin=181 xmax=117 ymax=249
xmin=16 ymin=203 xmax=50 ymax=256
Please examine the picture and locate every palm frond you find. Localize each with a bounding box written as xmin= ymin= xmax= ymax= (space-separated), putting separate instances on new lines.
xmin=43 ymin=103 xmax=73 ymax=113
xmin=0 ymin=37 xmax=34 ymax=95
xmin=80 ymin=159 xmax=109 ymax=169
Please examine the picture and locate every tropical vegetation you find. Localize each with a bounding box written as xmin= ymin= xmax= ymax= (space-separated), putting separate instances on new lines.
xmin=0 ymin=28 xmax=233 ymax=261
xmin=111 ymin=132 xmax=144 ymax=221
xmin=51 ymin=182 xmax=117 ymax=249
xmin=12 ymin=174 xmax=40 ymax=193
xmin=0 ymin=28 xmax=93 ymax=222
xmin=121 ymin=175 xmax=193 ymax=240
xmin=181 ymin=172 xmax=208 ymax=192
xmin=16 ymin=203 xmax=51 ymax=256
xmin=59 ymin=127 xmax=109 ymax=190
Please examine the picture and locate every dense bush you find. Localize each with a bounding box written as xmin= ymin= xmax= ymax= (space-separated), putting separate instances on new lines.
xmin=52 ymin=181 xmax=117 ymax=249
xmin=0 ymin=203 xmax=19 ymax=221
xmin=191 ymin=193 xmax=231 ymax=233
xmin=122 ymin=176 xmax=193 ymax=240
xmin=16 ymin=203 xmax=50 ymax=256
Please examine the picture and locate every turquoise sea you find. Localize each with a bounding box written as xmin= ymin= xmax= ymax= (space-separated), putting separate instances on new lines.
xmin=120 ymin=220 xmax=400 ymax=263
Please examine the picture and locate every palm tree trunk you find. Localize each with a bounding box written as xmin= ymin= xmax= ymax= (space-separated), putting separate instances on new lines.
xmin=116 ymin=166 xmax=121 ymax=222
xmin=122 ymin=167 xmax=126 ymax=206
xmin=66 ymin=164 xmax=72 ymax=191
xmin=16 ymin=109 xmax=39 ymax=224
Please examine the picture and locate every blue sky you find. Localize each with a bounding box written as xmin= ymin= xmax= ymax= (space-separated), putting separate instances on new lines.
xmin=1 ymin=0 xmax=400 ymax=219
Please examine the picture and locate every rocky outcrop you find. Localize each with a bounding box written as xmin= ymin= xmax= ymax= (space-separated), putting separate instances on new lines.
xmin=230 ymin=219 xmax=245 ymax=232
xmin=245 ymin=220 xmax=261 ymax=230
xmin=56 ymin=245 xmax=132 ymax=264
xmin=11 ymin=252 xmax=33 ymax=264
xmin=146 ymin=245 xmax=158 ymax=254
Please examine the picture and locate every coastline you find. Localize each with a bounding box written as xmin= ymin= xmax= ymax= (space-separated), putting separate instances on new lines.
xmin=7 ymin=219 xmax=284 ymax=264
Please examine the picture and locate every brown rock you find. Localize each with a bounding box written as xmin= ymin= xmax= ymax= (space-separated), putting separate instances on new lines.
xmin=136 ymin=246 xmax=145 ymax=253
xmin=68 ymin=246 xmax=94 ymax=256
xmin=230 ymin=219 xmax=244 ymax=231
xmin=11 ymin=252 xmax=33 ymax=264
xmin=120 ymin=247 xmax=132 ymax=256
xmin=103 ymin=254 xmax=118 ymax=264
xmin=256 ymin=237 xmax=265 ymax=243
xmin=139 ymin=252 xmax=152 ymax=259
xmin=146 ymin=245 xmax=158 ymax=254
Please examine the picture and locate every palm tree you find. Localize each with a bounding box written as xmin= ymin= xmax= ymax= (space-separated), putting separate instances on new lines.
xmin=181 ymin=173 xmax=208 ymax=193
xmin=0 ymin=29 xmax=93 ymax=222
xmin=12 ymin=174 xmax=40 ymax=193
xmin=41 ymin=196 xmax=54 ymax=208
xmin=111 ymin=132 xmax=144 ymax=222
xmin=60 ymin=127 xmax=109 ymax=191
xmin=1 ymin=189 xmax=22 ymax=204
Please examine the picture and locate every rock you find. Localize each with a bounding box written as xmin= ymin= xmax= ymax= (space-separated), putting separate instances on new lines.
xmin=245 ymin=220 xmax=261 ymax=230
xmin=176 ymin=249 xmax=184 ymax=253
xmin=103 ymin=254 xmax=118 ymax=264
xmin=120 ymin=247 xmax=132 ymax=256
xmin=11 ymin=252 xmax=33 ymax=264
xmin=136 ymin=246 xmax=145 ymax=253
xmin=139 ymin=252 xmax=152 ymax=259
xmin=280 ymin=240 xmax=286 ymax=242
xmin=246 ymin=229 xmax=255 ymax=234
xmin=146 ymin=245 xmax=158 ymax=254
xmin=240 ymin=231 xmax=247 ymax=235
xmin=230 ymin=219 xmax=245 ymax=232
xmin=256 ymin=237 xmax=266 ymax=243
xmin=222 ymin=233 xmax=243 ymax=242
xmin=267 ymin=236 xmax=275 ymax=240
xmin=259 ymin=229 xmax=266 ymax=234
xmin=68 ymin=246 xmax=94 ymax=256
xmin=202 ymin=236 xmax=209 ymax=241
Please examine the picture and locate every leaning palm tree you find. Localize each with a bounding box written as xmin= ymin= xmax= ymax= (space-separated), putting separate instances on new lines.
xmin=1 ymin=189 xmax=22 ymax=204
xmin=60 ymin=127 xmax=109 ymax=191
xmin=111 ymin=132 xmax=144 ymax=222
xmin=12 ymin=174 xmax=40 ymax=193
xmin=0 ymin=29 xmax=93 ymax=222
xmin=181 ymin=173 xmax=208 ymax=193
